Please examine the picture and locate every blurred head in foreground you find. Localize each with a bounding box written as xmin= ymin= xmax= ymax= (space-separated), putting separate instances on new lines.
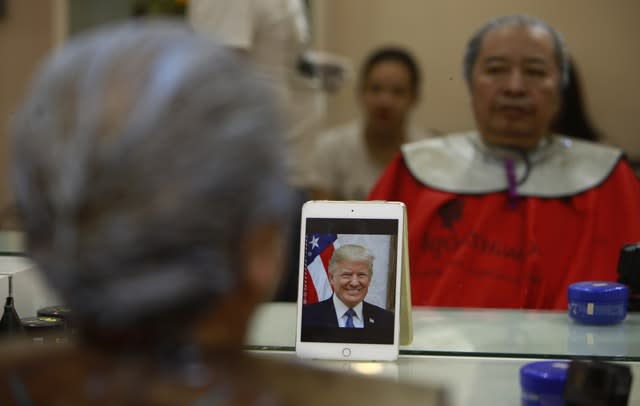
xmin=11 ymin=20 xmax=293 ymax=348
xmin=4 ymin=20 xmax=451 ymax=406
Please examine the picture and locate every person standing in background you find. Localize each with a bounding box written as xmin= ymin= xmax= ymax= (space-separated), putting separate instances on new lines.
xmin=188 ymin=0 xmax=326 ymax=188
xmin=308 ymin=47 xmax=437 ymax=200
xmin=188 ymin=0 xmax=349 ymax=301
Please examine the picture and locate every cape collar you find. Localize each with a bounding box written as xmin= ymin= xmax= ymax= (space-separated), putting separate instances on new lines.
xmin=401 ymin=131 xmax=622 ymax=197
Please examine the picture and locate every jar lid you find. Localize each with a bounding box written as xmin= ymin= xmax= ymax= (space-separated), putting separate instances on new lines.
xmin=37 ymin=305 xmax=72 ymax=319
xmin=568 ymin=282 xmax=628 ymax=302
xmin=21 ymin=316 xmax=65 ymax=330
xmin=520 ymin=361 xmax=569 ymax=394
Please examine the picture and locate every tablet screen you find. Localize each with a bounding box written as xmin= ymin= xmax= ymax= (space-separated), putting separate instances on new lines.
xmin=300 ymin=217 xmax=399 ymax=344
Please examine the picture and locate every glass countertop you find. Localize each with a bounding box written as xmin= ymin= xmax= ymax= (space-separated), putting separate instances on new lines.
xmin=247 ymin=302 xmax=640 ymax=360
xmin=1 ymin=230 xmax=636 ymax=361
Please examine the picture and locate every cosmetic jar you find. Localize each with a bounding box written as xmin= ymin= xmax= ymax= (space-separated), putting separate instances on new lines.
xmin=568 ymin=282 xmax=628 ymax=325
xmin=520 ymin=360 xmax=569 ymax=406
xmin=38 ymin=305 xmax=75 ymax=336
xmin=21 ymin=316 xmax=66 ymax=344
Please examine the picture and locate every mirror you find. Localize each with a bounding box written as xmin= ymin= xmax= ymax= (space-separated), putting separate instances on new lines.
xmin=312 ymin=0 xmax=640 ymax=163
xmin=3 ymin=0 xmax=638 ymax=361
xmin=303 ymin=0 xmax=640 ymax=360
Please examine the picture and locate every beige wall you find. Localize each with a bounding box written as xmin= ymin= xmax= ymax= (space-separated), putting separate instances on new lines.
xmin=313 ymin=0 xmax=640 ymax=159
xmin=0 ymin=1 xmax=637 ymax=217
xmin=0 ymin=0 xmax=57 ymax=211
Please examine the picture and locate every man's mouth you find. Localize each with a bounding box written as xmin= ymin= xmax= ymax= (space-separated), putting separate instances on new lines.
xmin=497 ymin=101 xmax=533 ymax=112
xmin=375 ymin=110 xmax=392 ymax=121
xmin=497 ymin=105 xmax=533 ymax=118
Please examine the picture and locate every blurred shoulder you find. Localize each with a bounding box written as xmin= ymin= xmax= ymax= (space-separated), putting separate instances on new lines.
xmin=314 ymin=121 xmax=363 ymax=152
xmin=407 ymin=126 xmax=441 ymax=143
xmin=0 ymin=341 xmax=448 ymax=405
xmin=318 ymin=121 xmax=362 ymax=140
xmin=247 ymin=355 xmax=447 ymax=406
xmin=0 ymin=339 xmax=108 ymax=403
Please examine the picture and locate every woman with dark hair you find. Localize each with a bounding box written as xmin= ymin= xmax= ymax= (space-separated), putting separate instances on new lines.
xmin=308 ymin=46 xmax=438 ymax=200
xmin=552 ymin=58 xmax=601 ymax=142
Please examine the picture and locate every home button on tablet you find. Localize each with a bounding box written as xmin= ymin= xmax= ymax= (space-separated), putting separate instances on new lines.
xmin=342 ymin=347 xmax=351 ymax=358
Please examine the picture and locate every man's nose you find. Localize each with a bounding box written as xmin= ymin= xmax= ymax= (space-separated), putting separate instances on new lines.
xmin=504 ymin=70 xmax=527 ymax=95
xmin=348 ymin=275 xmax=360 ymax=285
xmin=376 ymin=89 xmax=395 ymax=105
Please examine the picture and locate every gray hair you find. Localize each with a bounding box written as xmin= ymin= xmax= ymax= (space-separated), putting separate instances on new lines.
xmin=463 ymin=15 xmax=569 ymax=89
xmin=328 ymin=244 xmax=375 ymax=275
xmin=11 ymin=21 xmax=293 ymax=332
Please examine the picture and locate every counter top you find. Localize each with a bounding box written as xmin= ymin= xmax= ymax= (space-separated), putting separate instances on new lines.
xmin=247 ymin=302 xmax=640 ymax=360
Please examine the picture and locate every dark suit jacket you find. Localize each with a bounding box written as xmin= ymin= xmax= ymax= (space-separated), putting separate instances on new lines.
xmin=302 ymin=296 xmax=394 ymax=330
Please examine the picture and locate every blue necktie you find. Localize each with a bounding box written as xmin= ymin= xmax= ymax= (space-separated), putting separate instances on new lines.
xmin=345 ymin=308 xmax=356 ymax=328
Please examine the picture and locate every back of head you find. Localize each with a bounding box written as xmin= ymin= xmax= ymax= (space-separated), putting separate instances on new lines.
xmin=11 ymin=20 xmax=292 ymax=337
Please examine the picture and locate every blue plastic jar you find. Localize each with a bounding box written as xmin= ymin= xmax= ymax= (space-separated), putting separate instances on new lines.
xmin=568 ymin=282 xmax=628 ymax=325
xmin=520 ymin=361 xmax=569 ymax=406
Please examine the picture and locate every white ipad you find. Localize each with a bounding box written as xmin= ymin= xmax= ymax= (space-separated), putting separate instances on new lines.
xmin=295 ymin=200 xmax=405 ymax=361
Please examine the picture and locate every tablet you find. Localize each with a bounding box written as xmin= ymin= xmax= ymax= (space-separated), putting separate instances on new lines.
xmin=295 ymin=201 xmax=405 ymax=361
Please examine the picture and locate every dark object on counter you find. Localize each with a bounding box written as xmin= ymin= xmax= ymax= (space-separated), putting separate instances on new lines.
xmin=0 ymin=297 xmax=23 ymax=336
xmin=37 ymin=305 xmax=74 ymax=332
xmin=21 ymin=316 xmax=66 ymax=344
xmin=616 ymin=243 xmax=640 ymax=311
xmin=564 ymin=360 xmax=632 ymax=406
xmin=0 ymin=275 xmax=23 ymax=337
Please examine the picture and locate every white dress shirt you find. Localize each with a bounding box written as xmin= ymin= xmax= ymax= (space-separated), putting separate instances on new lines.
xmin=332 ymin=295 xmax=364 ymax=328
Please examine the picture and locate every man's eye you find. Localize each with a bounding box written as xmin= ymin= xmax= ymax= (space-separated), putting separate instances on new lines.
xmin=526 ymin=68 xmax=547 ymax=77
xmin=392 ymin=87 xmax=408 ymax=97
xmin=486 ymin=66 xmax=508 ymax=74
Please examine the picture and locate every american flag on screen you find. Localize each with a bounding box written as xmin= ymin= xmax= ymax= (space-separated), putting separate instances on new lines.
xmin=303 ymin=233 xmax=337 ymax=304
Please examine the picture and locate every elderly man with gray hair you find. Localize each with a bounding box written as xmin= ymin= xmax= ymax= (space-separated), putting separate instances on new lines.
xmin=0 ymin=20 xmax=447 ymax=405
xmin=370 ymin=15 xmax=640 ymax=310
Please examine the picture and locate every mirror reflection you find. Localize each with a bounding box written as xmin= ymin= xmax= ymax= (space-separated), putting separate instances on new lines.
xmin=0 ymin=0 xmax=638 ymax=361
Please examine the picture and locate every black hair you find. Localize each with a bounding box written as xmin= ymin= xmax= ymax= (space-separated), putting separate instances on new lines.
xmin=359 ymin=46 xmax=421 ymax=94
xmin=551 ymin=58 xmax=601 ymax=142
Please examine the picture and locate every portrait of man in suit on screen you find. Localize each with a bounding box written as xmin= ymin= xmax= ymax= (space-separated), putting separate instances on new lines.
xmin=302 ymin=244 xmax=394 ymax=331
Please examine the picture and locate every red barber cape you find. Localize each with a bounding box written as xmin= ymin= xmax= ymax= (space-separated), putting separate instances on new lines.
xmin=369 ymin=154 xmax=640 ymax=309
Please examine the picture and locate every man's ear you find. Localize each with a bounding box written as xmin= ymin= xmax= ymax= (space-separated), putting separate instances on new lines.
xmin=243 ymin=224 xmax=286 ymax=301
xmin=328 ymin=272 xmax=335 ymax=291
xmin=410 ymin=91 xmax=420 ymax=107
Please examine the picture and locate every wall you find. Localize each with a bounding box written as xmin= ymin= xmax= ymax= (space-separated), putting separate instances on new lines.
xmin=313 ymin=0 xmax=640 ymax=159
xmin=2 ymin=0 xmax=637 ymax=217
xmin=0 ymin=0 xmax=134 ymax=225
xmin=0 ymin=0 xmax=55 ymax=213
